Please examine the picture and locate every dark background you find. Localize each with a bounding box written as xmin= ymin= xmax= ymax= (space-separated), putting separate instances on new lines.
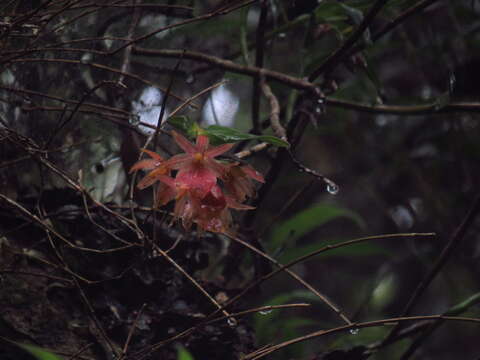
xmin=1 ymin=1 xmax=480 ymax=359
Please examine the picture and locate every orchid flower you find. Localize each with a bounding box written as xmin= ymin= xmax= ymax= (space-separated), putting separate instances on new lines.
xmin=130 ymin=130 xmax=263 ymax=234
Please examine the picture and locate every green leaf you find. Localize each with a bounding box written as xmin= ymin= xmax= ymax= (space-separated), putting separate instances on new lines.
xmin=168 ymin=116 xmax=199 ymax=138
xmin=278 ymin=238 xmax=391 ymax=263
xmin=177 ymin=346 xmax=195 ymax=360
xmin=204 ymin=125 xmax=289 ymax=147
xmin=17 ymin=344 xmax=63 ymax=360
xmin=167 ymin=119 xmax=289 ymax=147
xmin=339 ymin=3 xmax=372 ymax=45
xmin=270 ymin=204 xmax=365 ymax=249
xmin=254 ymin=290 xmax=320 ymax=346
xmin=445 ymin=292 xmax=480 ymax=316
xmin=362 ymin=56 xmax=385 ymax=102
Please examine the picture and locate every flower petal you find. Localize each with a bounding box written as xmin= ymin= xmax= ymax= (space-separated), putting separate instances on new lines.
xmin=241 ymin=165 xmax=265 ymax=183
xmin=196 ymin=134 xmax=209 ymax=152
xmin=205 ymin=158 xmax=229 ymax=178
xmin=137 ymin=174 xmax=158 ymax=189
xmin=155 ymin=184 xmax=176 ymax=207
xmin=137 ymin=166 xmax=170 ymax=189
xmin=175 ymin=165 xmax=216 ymax=198
xmin=161 ymin=153 xmax=191 ymax=170
xmin=140 ymin=148 xmax=164 ymax=161
xmin=172 ymin=130 xmax=197 ymax=154
xmin=130 ymin=159 xmax=160 ymax=173
xmin=226 ymin=195 xmax=255 ymax=210
xmin=205 ymin=142 xmax=234 ymax=158
xmin=155 ymin=173 xmax=176 ymax=189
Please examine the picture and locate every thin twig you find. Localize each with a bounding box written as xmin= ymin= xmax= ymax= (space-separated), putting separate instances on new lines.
xmin=399 ymin=292 xmax=480 ymax=360
xmin=41 ymin=223 xmax=119 ymax=358
xmin=288 ymin=150 xmax=339 ymax=193
xmin=120 ymin=303 xmax=147 ymax=358
xmin=226 ymin=234 xmax=353 ymax=325
xmin=309 ymin=0 xmax=390 ymax=81
xmin=234 ymin=142 xmax=270 ymax=159
xmin=153 ymin=50 xmax=184 ymax=148
xmin=132 ymin=47 xmax=319 ymax=93
xmin=74 ymin=278 xmax=120 ymax=358
xmin=213 ymin=233 xmax=435 ymax=325
xmin=110 ymin=0 xmax=258 ymax=56
xmin=133 ymin=303 xmax=310 ymax=359
xmin=117 ymin=0 xmax=141 ymax=85
xmin=6 ymin=58 xmax=190 ymax=104
xmin=347 ymin=0 xmax=442 ymax=58
xmin=259 ymin=73 xmax=286 ymax=141
xmin=150 ymin=242 xmax=236 ymax=326
xmin=2 ymin=128 xmax=145 ymax=241
xmin=43 ymin=80 xmax=123 ymax=150
xmin=0 ymin=269 xmax=74 ymax=284
xmin=251 ymin=0 xmax=269 ymax=134
xmin=244 ymin=314 xmax=480 ymax=359
xmin=168 ymin=80 xmax=227 ymax=118
xmin=382 ymin=195 xmax=480 ymax=345
xmin=66 ymin=342 xmax=94 ymax=360
xmin=0 ymin=193 xmax=133 ymax=254
xmin=326 ymin=97 xmax=480 ymax=115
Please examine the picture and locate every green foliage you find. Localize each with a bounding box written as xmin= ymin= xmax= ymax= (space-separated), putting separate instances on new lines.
xmin=445 ymin=292 xmax=480 ymax=316
xmin=267 ymin=204 xmax=395 ymax=264
xmin=168 ymin=116 xmax=199 ymax=138
xmin=176 ymin=345 xmax=195 ymax=360
xmin=168 ymin=116 xmax=289 ymax=147
xmin=204 ymin=125 xmax=289 ymax=147
xmin=270 ymin=203 xmax=366 ymax=250
xmin=16 ymin=344 xmax=63 ymax=360
xmin=278 ymin=238 xmax=392 ymax=264
xmin=254 ymin=290 xmax=321 ymax=358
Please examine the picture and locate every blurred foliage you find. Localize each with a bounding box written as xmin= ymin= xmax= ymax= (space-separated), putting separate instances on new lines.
xmin=176 ymin=345 xmax=195 ymax=360
xmin=15 ymin=343 xmax=63 ymax=360
xmin=1 ymin=0 xmax=480 ymax=359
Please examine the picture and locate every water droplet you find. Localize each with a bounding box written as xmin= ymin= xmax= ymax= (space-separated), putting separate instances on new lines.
xmin=129 ymin=114 xmax=140 ymax=126
xmin=259 ymin=309 xmax=272 ymax=315
xmin=349 ymin=328 xmax=359 ymax=335
xmin=278 ymin=32 xmax=286 ymax=39
xmin=326 ymin=183 xmax=339 ymax=195
xmin=185 ymin=73 xmax=195 ymax=84
xmin=317 ymin=98 xmax=324 ymax=105
xmin=227 ymin=317 xmax=237 ymax=327
xmin=315 ymin=106 xmax=322 ymax=114
xmin=448 ymin=72 xmax=456 ymax=94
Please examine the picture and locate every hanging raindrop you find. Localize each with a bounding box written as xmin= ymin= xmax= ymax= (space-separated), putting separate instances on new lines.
xmin=349 ymin=328 xmax=360 ymax=335
xmin=227 ymin=317 xmax=237 ymax=327
xmin=185 ymin=73 xmax=195 ymax=84
xmin=259 ymin=309 xmax=272 ymax=315
xmin=326 ymin=183 xmax=339 ymax=195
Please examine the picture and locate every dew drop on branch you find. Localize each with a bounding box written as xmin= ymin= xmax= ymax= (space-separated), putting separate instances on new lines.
xmin=326 ymin=183 xmax=339 ymax=195
xmin=259 ymin=309 xmax=272 ymax=315
xmin=349 ymin=328 xmax=359 ymax=335
xmin=185 ymin=73 xmax=195 ymax=84
xmin=227 ymin=317 xmax=237 ymax=327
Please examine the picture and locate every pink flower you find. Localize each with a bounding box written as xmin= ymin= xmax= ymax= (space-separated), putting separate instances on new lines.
xmin=129 ymin=149 xmax=176 ymax=207
xmin=164 ymin=131 xmax=233 ymax=198
xmin=223 ymin=163 xmax=265 ymax=202
xmin=130 ymin=130 xmax=263 ymax=234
